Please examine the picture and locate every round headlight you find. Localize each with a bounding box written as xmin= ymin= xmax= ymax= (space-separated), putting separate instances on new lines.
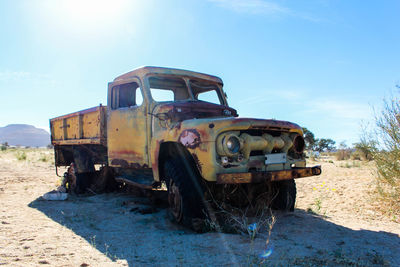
xmin=293 ymin=134 xmax=305 ymax=154
xmin=226 ymin=136 xmax=241 ymax=153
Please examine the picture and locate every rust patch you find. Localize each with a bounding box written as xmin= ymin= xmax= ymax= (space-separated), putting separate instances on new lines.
xmin=231 ymin=118 xmax=302 ymax=131
xmin=216 ymin=165 xmax=322 ymax=184
xmin=111 ymin=159 xmax=129 ymax=167
xmin=130 ymin=163 xmax=149 ymax=169
xmin=179 ymin=129 xmax=201 ymax=149
xmin=111 ymin=159 xmax=149 ymax=169
xmin=109 ymin=150 xmax=144 ymax=162
xmin=194 ymin=128 xmax=210 ymax=141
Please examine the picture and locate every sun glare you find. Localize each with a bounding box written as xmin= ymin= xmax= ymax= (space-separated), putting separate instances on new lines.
xmin=61 ymin=0 xmax=127 ymax=24
xmin=39 ymin=0 xmax=132 ymax=34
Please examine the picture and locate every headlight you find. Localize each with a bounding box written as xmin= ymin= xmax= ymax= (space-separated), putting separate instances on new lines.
xmin=293 ymin=134 xmax=305 ymax=154
xmin=216 ymin=132 xmax=242 ymax=157
xmin=226 ymin=136 xmax=241 ymax=153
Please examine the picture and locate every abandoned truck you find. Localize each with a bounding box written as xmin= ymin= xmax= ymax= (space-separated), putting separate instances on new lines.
xmin=50 ymin=66 xmax=321 ymax=227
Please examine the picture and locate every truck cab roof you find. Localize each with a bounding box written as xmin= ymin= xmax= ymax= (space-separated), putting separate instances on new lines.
xmin=113 ymin=66 xmax=223 ymax=85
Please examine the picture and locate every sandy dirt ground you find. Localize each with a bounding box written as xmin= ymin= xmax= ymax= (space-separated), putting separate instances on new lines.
xmin=0 ymin=149 xmax=399 ymax=266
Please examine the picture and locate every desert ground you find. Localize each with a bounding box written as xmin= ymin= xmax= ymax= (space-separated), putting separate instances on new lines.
xmin=0 ymin=149 xmax=399 ymax=266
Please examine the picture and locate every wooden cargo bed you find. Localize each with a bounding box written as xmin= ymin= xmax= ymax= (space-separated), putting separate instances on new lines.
xmin=50 ymin=105 xmax=107 ymax=146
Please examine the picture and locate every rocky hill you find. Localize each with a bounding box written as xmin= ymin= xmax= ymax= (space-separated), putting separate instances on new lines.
xmin=0 ymin=124 xmax=50 ymax=147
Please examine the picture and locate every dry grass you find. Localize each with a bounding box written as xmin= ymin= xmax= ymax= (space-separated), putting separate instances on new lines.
xmin=335 ymin=149 xmax=351 ymax=161
xmin=0 ymin=147 xmax=55 ymax=164
xmin=305 ymin=156 xmax=400 ymax=221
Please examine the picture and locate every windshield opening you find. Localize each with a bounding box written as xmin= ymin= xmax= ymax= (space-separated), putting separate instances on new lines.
xmin=148 ymin=75 xmax=224 ymax=105
xmin=190 ymin=79 xmax=223 ymax=105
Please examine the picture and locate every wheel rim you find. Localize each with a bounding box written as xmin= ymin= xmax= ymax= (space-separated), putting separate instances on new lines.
xmin=66 ymin=163 xmax=77 ymax=192
xmin=168 ymin=179 xmax=183 ymax=222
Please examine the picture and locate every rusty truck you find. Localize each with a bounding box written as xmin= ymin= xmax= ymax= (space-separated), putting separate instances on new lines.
xmin=50 ymin=66 xmax=321 ymax=228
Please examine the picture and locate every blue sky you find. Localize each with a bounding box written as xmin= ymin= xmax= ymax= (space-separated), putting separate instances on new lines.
xmin=0 ymin=0 xmax=399 ymax=146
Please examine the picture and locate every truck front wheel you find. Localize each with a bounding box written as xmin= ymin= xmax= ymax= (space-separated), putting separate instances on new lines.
xmin=164 ymin=158 xmax=206 ymax=229
xmin=168 ymin=178 xmax=184 ymax=222
xmin=271 ymin=179 xmax=297 ymax=211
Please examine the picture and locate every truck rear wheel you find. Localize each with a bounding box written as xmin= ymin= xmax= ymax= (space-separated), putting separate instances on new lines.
xmin=90 ymin=166 xmax=117 ymax=193
xmin=271 ymin=179 xmax=297 ymax=211
xmin=164 ymin=158 xmax=206 ymax=229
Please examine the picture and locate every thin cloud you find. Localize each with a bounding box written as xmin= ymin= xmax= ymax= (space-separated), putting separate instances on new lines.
xmin=241 ymin=89 xmax=303 ymax=105
xmin=209 ymin=0 xmax=289 ymax=15
xmin=308 ymin=99 xmax=371 ymax=120
xmin=209 ymin=0 xmax=321 ymax=22
xmin=0 ymin=71 xmax=56 ymax=86
xmin=0 ymin=71 xmax=32 ymax=81
xmin=242 ymin=90 xmax=372 ymax=122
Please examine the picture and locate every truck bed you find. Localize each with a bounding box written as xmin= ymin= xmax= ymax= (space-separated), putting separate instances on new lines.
xmin=50 ymin=105 xmax=107 ymax=146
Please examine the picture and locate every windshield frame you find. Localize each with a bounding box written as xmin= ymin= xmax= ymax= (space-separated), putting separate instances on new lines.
xmin=144 ymin=74 xmax=228 ymax=106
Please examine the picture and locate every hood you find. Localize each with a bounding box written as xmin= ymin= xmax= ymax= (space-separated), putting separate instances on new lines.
xmin=173 ymin=117 xmax=303 ymax=143
xmin=180 ymin=117 xmax=302 ymax=133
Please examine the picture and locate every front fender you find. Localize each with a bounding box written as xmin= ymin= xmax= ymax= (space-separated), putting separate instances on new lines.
xmin=151 ymin=123 xmax=218 ymax=182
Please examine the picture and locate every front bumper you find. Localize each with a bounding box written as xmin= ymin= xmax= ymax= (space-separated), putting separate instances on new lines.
xmin=216 ymin=165 xmax=321 ymax=184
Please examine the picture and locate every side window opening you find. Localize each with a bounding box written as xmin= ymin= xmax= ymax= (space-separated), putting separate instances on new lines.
xmin=136 ymin=87 xmax=143 ymax=106
xmin=111 ymin=82 xmax=143 ymax=109
xmin=111 ymin=86 xmax=118 ymax=109
xmin=119 ymin=83 xmax=135 ymax=108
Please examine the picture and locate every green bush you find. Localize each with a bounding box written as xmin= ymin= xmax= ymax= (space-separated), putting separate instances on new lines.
xmin=353 ymin=141 xmax=374 ymax=161
xmin=362 ymin=92 xmax=400 ymax=214
xmin=1 ymin=142 xmax=8 ymax=151
xmin=16 ymin=151 xmax=27 ymax=161
xmin=39 ymin=154 xmax=48 ymax=162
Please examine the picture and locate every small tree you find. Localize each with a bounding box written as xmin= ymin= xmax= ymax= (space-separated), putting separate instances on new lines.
xmin=335 ymin=141 xmax=351 ymax=160
xmin=353 ymin=139 xmax=374 ymax=161
xmin=316 ymin=138 xmax=336 ymax=152
xmin=1 ymin=142 xmax=8 ymax=151
xmin=302 ymin=127 xmax=317 ymax=150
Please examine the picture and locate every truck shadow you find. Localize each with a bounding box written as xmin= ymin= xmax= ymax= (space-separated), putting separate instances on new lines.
xmin=29 ymin=193 xmax=400 ymax=266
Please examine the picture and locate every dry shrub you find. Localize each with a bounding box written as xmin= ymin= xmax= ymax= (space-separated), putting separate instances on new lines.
xmin=362 ymin=92 xmax=400 ymax=215
xmin=206 ymin=203 xmax=276 ymax=239
xmin=204 ymin=184 xmax=277 ymax=238
xmin=353 ymin=142 xmax=374 ymax=161
xmin=16 ymin=151 xmax=27 ymax=161
xmin=350 ymin=150 xmax=363 ymax=160
xmin=335 ymin=149 xmax=351 ymax=161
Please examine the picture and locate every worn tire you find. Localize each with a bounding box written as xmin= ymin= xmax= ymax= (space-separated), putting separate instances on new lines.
xmin=90 ymin=166 xmax=117 ymax=193
xmin=271 ymin=179 xmax=297 ymax=211
xmin=164 ymin=158 xmax=206 ymax=229
xmin=74 ymin=173 xmax=89 ymax=194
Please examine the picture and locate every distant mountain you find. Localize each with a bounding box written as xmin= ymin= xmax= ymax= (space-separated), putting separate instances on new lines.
xmin=0 ymin=124 xmax=50 ymax=147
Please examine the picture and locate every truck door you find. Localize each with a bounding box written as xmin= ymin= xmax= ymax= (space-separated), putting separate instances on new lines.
xmin=107 ymin=79 xmax=149 ymax=168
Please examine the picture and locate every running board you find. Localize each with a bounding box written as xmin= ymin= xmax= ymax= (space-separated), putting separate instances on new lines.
xmin=115 ymin=177 xmax=153 ymax=190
